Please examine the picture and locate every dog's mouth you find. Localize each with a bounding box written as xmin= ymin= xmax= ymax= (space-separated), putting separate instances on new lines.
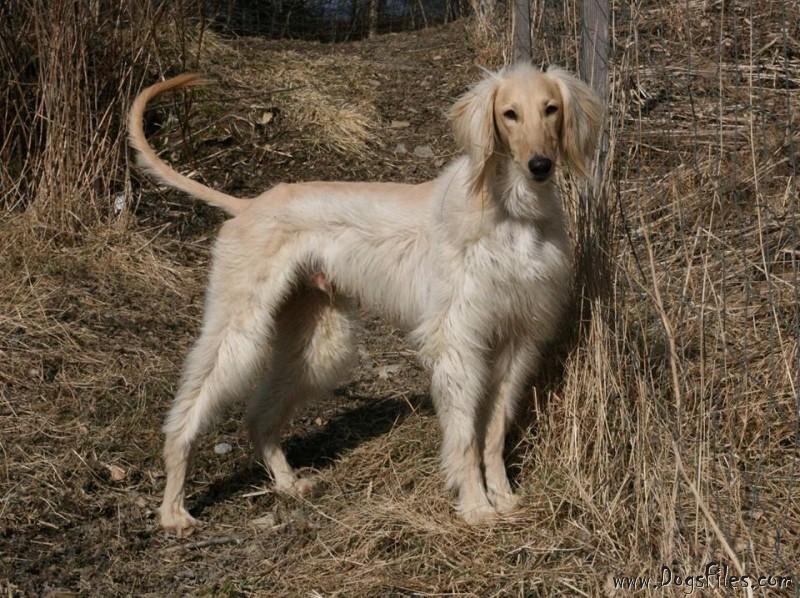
xmin=515 ymin=163 xmax=553 ymax=184
xmin=531 ymin=172 xmax=552 ymax=183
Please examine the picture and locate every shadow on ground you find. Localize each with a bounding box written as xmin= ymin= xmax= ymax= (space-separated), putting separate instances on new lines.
xmin=191 ymin=392 xmax=432 ymax=517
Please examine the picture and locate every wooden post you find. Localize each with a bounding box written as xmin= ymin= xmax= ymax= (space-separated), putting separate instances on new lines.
xmin=368 ymin=0 xmax=378 ymax=38
xmin=512 ymin=0 xmax=531 ymax=62
xmin=581 ymin=0 xmax=609 ymax=96
xmin=581 ymin=0 xmax=609 ymax=187
xmin=575 ymin=0 xmax=611 ymax=302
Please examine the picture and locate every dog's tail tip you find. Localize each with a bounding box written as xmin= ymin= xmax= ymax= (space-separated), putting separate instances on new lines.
xmin=180 ymin=73 xmax=215 ymax=88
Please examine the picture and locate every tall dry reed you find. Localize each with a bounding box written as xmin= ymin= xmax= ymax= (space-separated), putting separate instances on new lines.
xmin=0 ymin=0 xmax=196 ymax=231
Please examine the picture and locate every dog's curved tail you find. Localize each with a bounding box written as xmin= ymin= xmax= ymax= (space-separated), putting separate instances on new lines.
xmin=128 ymin=73 xmax=248 ymax=216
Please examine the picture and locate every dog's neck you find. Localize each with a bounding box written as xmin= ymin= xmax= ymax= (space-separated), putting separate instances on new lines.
xmin=486 ymin=158 xmax=564 ymax=223
xmin=441 ymin=156 xmax=566 ymax=246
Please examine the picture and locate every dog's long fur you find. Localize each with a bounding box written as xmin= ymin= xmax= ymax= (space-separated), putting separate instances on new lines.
xmin=129 ymin=64 xmax=602 ymax=534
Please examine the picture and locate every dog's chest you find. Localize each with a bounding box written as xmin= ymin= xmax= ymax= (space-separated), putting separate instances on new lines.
xmin=461 ymin=221 xmax=570 ymax=323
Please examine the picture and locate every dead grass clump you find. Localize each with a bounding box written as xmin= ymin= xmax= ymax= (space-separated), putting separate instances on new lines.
xmin=465 ymin=11 xmax=508 ymax=68
xmin=180 ymin=30 xmax=380 ymax=159
xmin=260 ymin=49 xmax=381 ymax=156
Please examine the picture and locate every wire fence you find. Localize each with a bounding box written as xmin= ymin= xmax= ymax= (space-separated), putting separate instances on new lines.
xmin=200 ymin=0 xmax=470 ymax=40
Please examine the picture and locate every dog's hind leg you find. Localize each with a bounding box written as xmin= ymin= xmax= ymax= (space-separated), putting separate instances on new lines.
xmin=159 ymin=234 xmax=299 ymax=535
xmin=246 ymin=289 xmax=356 ymax=497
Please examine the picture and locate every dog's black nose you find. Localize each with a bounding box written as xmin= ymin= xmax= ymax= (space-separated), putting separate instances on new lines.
xmin=528 ymin=156 xmax=553 ymax=180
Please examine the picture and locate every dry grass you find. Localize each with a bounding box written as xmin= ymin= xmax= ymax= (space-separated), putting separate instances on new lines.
xmin=1 ymin=1 xmax=799 ymax=595
xmin=168 ymin=28 xmax=381 ymax=159
xmin=465 ymin=5 xmax=508 ymax=68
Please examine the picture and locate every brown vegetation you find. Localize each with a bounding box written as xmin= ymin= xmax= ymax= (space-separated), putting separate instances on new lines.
xmin=1 ymin=0 xmax=798 ymax=595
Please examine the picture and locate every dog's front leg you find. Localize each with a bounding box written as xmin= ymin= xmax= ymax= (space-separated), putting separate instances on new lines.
xmin=483 ymin=338 xmax=540 ymax=513
xmin=430 ymin=345 xmax=497 ymax=525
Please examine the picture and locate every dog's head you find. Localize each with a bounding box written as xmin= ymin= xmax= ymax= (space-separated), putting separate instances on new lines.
xmin=450 ymin=63 xmax=603 ymax=194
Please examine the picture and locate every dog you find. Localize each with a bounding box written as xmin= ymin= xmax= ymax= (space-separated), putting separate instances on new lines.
xmin=128 ymin=63 xmax=602 ymax=535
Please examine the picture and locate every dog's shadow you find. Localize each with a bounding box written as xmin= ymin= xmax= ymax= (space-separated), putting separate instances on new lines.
xmin=190 ymin=392 xmax=431 ymax=517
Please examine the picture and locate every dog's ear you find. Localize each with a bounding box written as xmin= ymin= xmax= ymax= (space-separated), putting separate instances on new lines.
xmin=547 ymin=68 xmax=604 ymax=179
xmin=449 ymin=75 xmax=500 ymax=194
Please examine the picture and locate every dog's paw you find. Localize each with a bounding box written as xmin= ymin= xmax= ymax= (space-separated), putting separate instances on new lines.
xmin=160 ymin=505 xmax=200 ymax=537
xmin=459 ymin=501 xmax=498 ymax=525
xmin=276 ymin=476 xmax=319 ymax=499
xmin=488 ymin=489 xmax=521 ymax=514
xmin=293 ymin=476 xmax=318 ymax=497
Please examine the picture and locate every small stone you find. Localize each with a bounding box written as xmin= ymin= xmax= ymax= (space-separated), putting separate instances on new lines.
xmin=377 ymin=364 xmax=403 ymax=380
xmin=390 ymin=120 xmax=410 ymax=129
xmin=250 ymin=513 xmax=277 ymax=529
xmin=113 ymin=193 xmax=126 ymax=214
xmin=413 ymin=145 xmax=435 ymax=159
xmin=357 ymin=344 xmax=372 ymax=364
xmin=214 ymin=442 xmax=232 ymax=455
xmin=394 ymin=143 xmax=408 ymax=154
xmin=314 ymin=417 xmax=323 ymax=426
xmin=106 ymin=464 xmax=126 ymax=482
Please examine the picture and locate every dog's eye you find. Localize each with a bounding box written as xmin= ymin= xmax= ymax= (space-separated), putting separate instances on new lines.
xmin=503 ymin=109 xmax=518 ymax=121
xmin=545 ymin=105 xmax=559 ymax=116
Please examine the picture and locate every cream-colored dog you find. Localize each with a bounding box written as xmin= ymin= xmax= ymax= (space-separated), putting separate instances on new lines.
xmin=129 ymin=64 xmax=602 ymax=535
